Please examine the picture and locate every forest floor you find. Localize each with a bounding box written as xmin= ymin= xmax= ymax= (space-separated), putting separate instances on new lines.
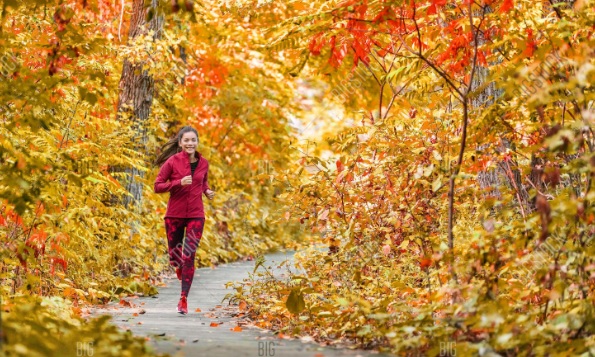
xmin=89 ymin=250 xmax=392 ymax=357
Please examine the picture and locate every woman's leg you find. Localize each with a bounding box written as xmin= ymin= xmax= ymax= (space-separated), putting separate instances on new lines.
xmin=164 ymin=217 xmax=186 ymax=270
xmin=180 ymin=217 xmax=205 ymax=297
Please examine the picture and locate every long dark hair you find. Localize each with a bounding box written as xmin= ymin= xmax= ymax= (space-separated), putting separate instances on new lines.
xmin=154 ymin=126 xmax=199 ymax=167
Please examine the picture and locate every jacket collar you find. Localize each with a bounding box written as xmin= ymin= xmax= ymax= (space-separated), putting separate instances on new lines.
xmin=176 ymin=150 xmax=200 ymax=164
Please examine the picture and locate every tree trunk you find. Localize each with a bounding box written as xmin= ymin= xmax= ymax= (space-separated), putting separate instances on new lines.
xmin=116 ymin=0 xmax=164 ymax=209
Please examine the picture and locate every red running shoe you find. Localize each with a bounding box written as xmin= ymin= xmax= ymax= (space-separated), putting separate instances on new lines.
xmin=175 ymin=267 xmax=181 ymax=280
xmin=177 ymin=296 xmax=188 ymax=315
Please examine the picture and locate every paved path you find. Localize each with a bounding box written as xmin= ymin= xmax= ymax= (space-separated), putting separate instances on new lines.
xmin=90 ymin=250 xmax=392 ymax=357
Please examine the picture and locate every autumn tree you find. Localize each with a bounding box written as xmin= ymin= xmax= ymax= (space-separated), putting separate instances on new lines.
xmin=115 ymin=0 xmax=165 ymax=209
xmin=235 ymin=0 xmax=595 ymax=354
xmin=0 ymin=1 xmax=304 ymax=354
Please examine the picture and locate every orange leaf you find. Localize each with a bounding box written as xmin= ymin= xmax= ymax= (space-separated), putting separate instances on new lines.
xmin=239 ymin=300 xmax=247 ymax=312
xmin=210 ymin=322 xmax=219 ymax=327
xmin=17 ymin=156 xmax=26 ymax=170
xmin=195 ymin=308 xmax=202 ymax=312
xmin=231 ymin=326 xmax=242 ymax=332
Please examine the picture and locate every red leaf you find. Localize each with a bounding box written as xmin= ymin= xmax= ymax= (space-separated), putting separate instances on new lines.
xmin=373 ymin=6 xmax=392 ymax=22
xmin=420 ymin=257 xmax=432 ymax=270
xmin=499 ymin=0 xmax=513 ymax=13
xmin=49 ymin=256 xmax=69 ymax=272
xmin=329 ymin=40 xmax=348 ymax=68
xmin=523 ymin=29 xmax=537 ymax=57
xmin=427 ymin=4 xmax=437 ymax=15
xmin=309 ymin=33 xmax=326 ymax=56
xmin=409 ymin=108 xmax=417 ymax=118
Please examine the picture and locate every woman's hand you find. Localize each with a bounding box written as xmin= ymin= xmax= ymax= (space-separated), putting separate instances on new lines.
xmin=181 ymin=175 xmax=192 ymax=186
xmin=205 ymin=189 xmax=215 ymax=200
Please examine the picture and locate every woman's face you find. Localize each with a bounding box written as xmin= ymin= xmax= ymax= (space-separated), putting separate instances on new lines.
xmin=179 ymin=132 xmax=198 ymax=156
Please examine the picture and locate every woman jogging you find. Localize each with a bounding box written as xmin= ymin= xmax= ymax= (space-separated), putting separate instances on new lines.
xmin=154 ymin=126 xmax=215 ymax=314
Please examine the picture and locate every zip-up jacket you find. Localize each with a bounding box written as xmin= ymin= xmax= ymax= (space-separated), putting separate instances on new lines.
xmin=154 ymin=150 xmax=210 ymax=218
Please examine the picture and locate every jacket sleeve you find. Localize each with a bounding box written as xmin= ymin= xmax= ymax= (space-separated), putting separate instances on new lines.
xmin=154 ymin=159 xmax=182 ymax=193
xmin=202 ymin=162 xmax=210 ymax=193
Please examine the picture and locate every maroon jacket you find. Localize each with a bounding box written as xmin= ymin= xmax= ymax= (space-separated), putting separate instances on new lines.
xmin=154 ymin=151 xmax=210 ymax=218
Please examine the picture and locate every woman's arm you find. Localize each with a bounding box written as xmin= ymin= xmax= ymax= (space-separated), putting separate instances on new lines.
xmin=154 ymin=160 xmax=182 ymax=193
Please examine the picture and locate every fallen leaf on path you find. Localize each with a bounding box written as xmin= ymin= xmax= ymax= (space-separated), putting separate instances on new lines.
xmin=210 ymin=322 xmax=219 ymax=327
xmin=231 ymin=326 xmax=242 ymax=332
xmin=195 ymin=308 xmax=202 ymax=312
xmin=256 ymin=321 xmax=272 ymax=328
xmin=239 ymin=300 xmax=247 ymax=312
